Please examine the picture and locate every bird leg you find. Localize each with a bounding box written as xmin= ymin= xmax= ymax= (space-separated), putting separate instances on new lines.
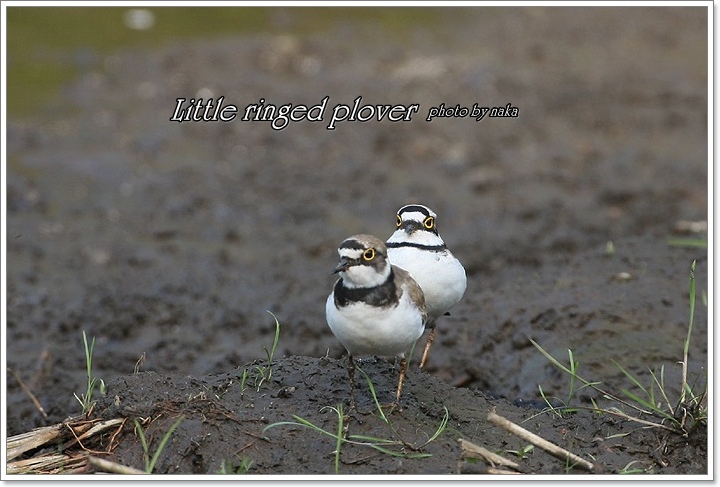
xmin=391 ymin=356 xmax=409 ymax=412
xmin=347 ymin=354 xmax=357 ymax=411
xmin=419 ymin=326 xmax=436 ymax=369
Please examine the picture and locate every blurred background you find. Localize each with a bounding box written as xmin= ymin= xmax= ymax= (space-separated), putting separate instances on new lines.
xmin=6 ymin=6 xmax=708 ymax=435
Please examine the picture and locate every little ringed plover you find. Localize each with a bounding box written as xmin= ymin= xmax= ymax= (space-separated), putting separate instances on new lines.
xmin=386 ymin=204 xmax=467 ymax=369
xmin=326 ymin=234 xmax=426 ymax=410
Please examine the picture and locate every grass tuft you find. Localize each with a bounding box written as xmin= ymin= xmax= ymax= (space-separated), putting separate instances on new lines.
xmin=531 ymin=260 xmax=707 ymax=437
xmin=507 ymin=444 xmax=534 ymax=459
xmin=73 ymin=330 xmax=105 ymax=416
xmin=263 ymin=370 xmax=449 ymax=473
xmin=134 ymin=415 xmax=185 ymax=473
xmin=218 ymin=457 xmax=253 ymax=474
xmin=250 ymin=311 xmax=281 ymax=391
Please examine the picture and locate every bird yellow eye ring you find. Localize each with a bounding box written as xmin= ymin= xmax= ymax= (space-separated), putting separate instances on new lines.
xmin=363 ymin=248 xmax=375 ymax=261
xmin=396 ymin=215 xmax=402 ymax=227
xmin=424 ymin=216 xmax=435 ymax=229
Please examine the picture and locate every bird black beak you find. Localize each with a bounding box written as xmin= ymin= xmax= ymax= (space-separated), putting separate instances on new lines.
xmin=401 ymin=220 xmax=422 ymax=234
xmin=332 ymin=257 xmax=351 ymax=274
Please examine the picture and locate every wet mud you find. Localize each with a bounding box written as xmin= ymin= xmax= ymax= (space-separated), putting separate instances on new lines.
xmin=6 ymin=6 xmax=708 ymax=475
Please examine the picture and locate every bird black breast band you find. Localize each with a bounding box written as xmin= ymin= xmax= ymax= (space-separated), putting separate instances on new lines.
xmin=386 ymin=241 xmax=447 ymax=251
xmin=334 ymin=271 xmax=398 ymax=308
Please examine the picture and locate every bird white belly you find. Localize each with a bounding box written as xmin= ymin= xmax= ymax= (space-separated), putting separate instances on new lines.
xmin=326 ymin=294 xmax=425 ymax=357
xmin=388 ymin=247 xmax=467 ymax=320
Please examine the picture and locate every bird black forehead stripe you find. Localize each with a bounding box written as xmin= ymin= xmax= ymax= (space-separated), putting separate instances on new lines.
xmin=398 ymin=205 xmax=431 ymax=217
xmin=339 ymin=239 xmax=366 ymax=250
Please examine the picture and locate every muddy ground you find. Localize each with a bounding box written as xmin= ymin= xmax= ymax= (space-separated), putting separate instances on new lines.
xmin=6 ymin=6 xmax=709 ymax=476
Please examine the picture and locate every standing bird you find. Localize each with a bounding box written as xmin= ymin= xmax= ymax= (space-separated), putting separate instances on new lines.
xmin=326 ymin=234 xmax=426 ymax=410
xmin=386 ymin=204 xmax=467 ymax=369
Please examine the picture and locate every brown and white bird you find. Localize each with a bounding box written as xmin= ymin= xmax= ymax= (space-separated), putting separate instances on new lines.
xmin=326 ymin=234 xmax=426 ymax=410
xmin=386 ymin=204 xmax=467 ymax=369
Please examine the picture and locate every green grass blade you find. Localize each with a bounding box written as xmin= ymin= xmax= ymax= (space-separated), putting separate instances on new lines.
xmin=649 ymin=366 xmax=674 ymax=415
xmin=357 ymin=366 xmax=388 ymax=424
xmin=617 ymin=389 xmax=655 ymax=413
xmin=531 ymin=340 xmax=574 ymax=375
xmin=681 ymin=260 xmax=697 ymax=404
xmin=567 ymin=349 xmax=577 ymax=403
xmin=264 ymin=411 xmax=343 ymax=443
xmin=422 ymin=406 xmax=449 ymax=446
xmin=134 ymin=419 xmax=151 ymax=471
xmin=531 ymin=341 xmax=596 ymax=392
xmin=348 ymin=434 xmax=399 ymax=444
xmin=266 ymin=418 xmax=334 ymax=438
xmin=666 ymin=238 xmax=707 ymax=248
xmin=147 ymin=415 xmax=185 ymax=474
xmin=77 ymin=330 xmax=100 ymax=414
xmin=358 ymin=370 xmax=383 ymax=419
xmin=367 ymin=444 xmax=431 ymax=458
xmin=589 ymin=397 xmax=603 ymax=415
xmin=82 ymin=331 xmax=92 ymax=377
xmin=612 ymin=360 xmax=651 ymax=397
xmin=264 ymin=310 xmax=281 ymax=365
xmin=618 ymin=389 xmax=674 ymax=421
xmin=537 ymin=384 xmax=564 ymax=418
xmin=612 ymin=360 xmax=659 ymax=410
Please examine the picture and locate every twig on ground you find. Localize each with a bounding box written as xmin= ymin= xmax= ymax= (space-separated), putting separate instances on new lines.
xmin=7 ymin=416 xmax=127 ymax=473
xmin=457 ymin=438 xmax=522 ymax=470
xmin=88 ymin=456 xmax=146 ymax=474
xmin=487 ymin=467 xmax=522 ymax=474
xmin=65 ymin=418 xmax=125 ymax=453
xmin=487 ymin=409 xmax=595 ymax=472
xmin=7 ymin=424 xmax=64 ymax=461
xmin=8 ymin=367 xmax=48 ymax=419
xmin=7 ymin=453 xmax=88 ymax=474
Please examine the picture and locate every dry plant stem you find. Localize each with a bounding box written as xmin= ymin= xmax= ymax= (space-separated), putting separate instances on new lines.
xmin=71 ymin=418 xmax=126 ymax=451
xmin=487 ymin=467 xmax=522 ymax=474
xmin=8 ymin=367 xmax=48 ymax=419
xmin=487 ymin=410 xmax=595 ymax=472
xmin=600 ymin=407 xmax=676 ymax=432
xmin=134 ymin=352 xmax=146 ymax=374
xmin=88 ymin=456 xmax=146 ymax=474
xmin=458 ymin=438 xmax=521 ymax=470
xmin=7 ymin=424 xmax=64 ymax=461
xmin=7 ymin=416 xmax=127 ymax=474
xmin=8 ymin=453 xmax=88 ymax=474
xmin=108 ymin=418 xmax=128 ymax=448
xmin=419 ymin=326 xmax=436 ymax=369
xmin=7 ymin=417 xmax=125 ymax=461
